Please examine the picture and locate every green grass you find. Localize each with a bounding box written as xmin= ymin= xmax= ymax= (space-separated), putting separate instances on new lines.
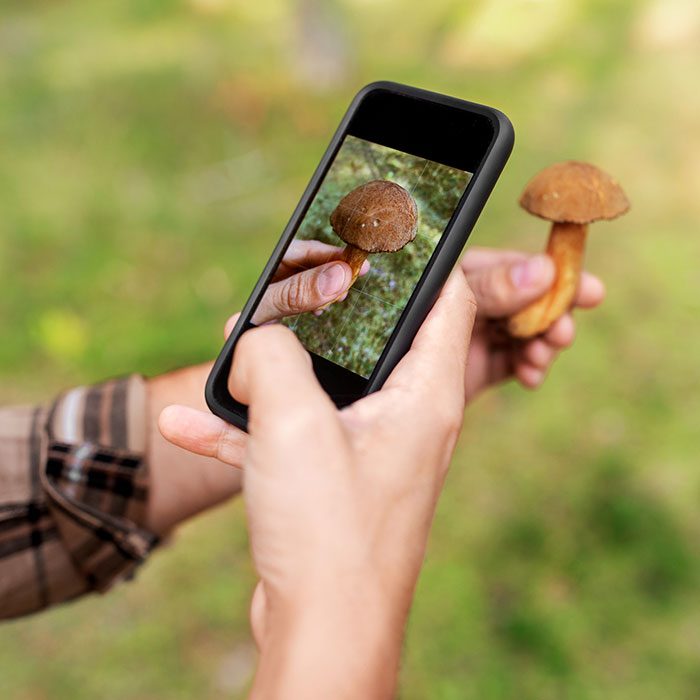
xmin=1 ymin=0 xmax=700 ymax=697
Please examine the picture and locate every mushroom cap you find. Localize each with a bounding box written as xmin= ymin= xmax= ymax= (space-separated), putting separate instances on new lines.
xmin=520 ymin=161 xmax=630 ymax=225
xmin=330 ymin=180 xmax=418 ymax=253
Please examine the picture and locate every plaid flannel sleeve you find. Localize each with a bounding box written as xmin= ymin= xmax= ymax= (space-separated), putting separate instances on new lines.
xmin=0 ymin=375 xmax=158 ymax=620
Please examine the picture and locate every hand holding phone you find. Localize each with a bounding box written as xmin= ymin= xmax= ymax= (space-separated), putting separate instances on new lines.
xmin=162 ymin=270 xmax=478 ymax=698
xmin=207 ymin=81 xmax=514 ymax=429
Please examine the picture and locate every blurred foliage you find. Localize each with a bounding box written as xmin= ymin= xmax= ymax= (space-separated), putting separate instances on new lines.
xmin=1 ymin=0 xmax=700 ymax=698
xmin=284 ymin=136 xmax=469 ymax=377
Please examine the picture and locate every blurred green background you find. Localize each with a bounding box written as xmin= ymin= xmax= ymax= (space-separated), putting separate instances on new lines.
xmin=1 ymin=0 xmax=699 ymax=697
xmin=283 ymin=135 xmax=471 ymax=377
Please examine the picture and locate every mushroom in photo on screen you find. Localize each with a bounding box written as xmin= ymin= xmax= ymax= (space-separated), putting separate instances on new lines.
xmin=330 ymin=179 xmax=418 ymax=290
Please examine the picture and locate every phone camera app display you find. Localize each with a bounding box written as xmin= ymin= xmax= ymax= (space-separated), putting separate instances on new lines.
xmin=251 ymin=136 xmax=472 ymax=378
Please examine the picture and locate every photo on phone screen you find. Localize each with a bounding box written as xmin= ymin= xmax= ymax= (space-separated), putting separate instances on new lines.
xmin=250 ymin=135 xmax=473 ymax=379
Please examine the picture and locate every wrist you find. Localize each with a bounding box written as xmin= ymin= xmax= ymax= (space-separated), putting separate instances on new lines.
xmin=146 ymin=363 xmax=242 ymax=534
xmin=251 ymin=582 xmax=406 ymax=700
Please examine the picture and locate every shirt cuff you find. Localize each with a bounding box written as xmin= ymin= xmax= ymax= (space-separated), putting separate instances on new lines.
xmin=41 ymin=375 xmax=158 ymax=592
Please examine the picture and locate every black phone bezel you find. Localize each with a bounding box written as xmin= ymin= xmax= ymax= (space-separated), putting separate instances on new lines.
xmin=206 ymin=81 xmax=514 ymax=430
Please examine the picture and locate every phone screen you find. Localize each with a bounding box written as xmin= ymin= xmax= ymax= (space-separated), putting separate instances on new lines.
xmin=250 ymin=135 xmax=473 ymax=379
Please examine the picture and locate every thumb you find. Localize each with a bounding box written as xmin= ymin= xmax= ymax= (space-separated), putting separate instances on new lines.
xmin=466 ymin=254 xmax=555 ymax=318
xmin=158 ymin=405 xmax=247 ymax=467
xmin=253 ymin=261 xmax=353 ymax=324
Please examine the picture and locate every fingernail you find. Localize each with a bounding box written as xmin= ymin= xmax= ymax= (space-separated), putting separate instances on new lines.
xmin=318 ymin=263 xmax=349 ymax=297
xmin=511 ymin=255 xmax=552 ymax=289
xmin=359 ymin=260 xmax=371 ymax=276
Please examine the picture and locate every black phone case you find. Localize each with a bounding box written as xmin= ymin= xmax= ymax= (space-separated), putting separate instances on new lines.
xmin=206 ymin=81 xmax=514 ymax=431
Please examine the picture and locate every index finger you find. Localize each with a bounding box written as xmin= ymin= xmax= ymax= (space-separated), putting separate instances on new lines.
xmin=459 ymin=246 xmax=527 ymax=273
xmin=229 ymin=325 xmax=338 ymax=440
xmin=274 ymin=239 xmax=345 ymax=278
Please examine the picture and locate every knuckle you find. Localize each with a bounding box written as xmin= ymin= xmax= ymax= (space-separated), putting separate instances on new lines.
xmin=215 ymin=425 xmax=242 ymax=464
xmin=458 ymin=276 xmax=479 ymax=322
xmin=282 ymin=275 xmax=307 ymax=313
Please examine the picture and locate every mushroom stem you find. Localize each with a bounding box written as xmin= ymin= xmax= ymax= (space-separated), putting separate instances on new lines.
xmin=507 ymin=222 xmax=588 ymax=338
xmin=340 ymin=244 xmax=369 ymax=287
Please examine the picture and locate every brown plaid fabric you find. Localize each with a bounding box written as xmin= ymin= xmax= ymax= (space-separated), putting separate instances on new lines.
xmin=0 ymin=375 xmax=157 ymax=620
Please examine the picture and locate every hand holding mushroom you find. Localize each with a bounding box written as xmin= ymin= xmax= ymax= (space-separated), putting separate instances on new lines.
xmin=251 ymin=239 xmax=370 ymax=324
xmin=251 ymin=179 xmax=415 ymax=324
xmin=508 ymin=161 xmax=629 ymax=338
xmin=460 ymin=246 xmax=606 ymax=395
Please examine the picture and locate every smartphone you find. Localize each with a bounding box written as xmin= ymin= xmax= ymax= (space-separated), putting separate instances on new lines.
xmin=206 ymin=81 xmax=514 ymax=430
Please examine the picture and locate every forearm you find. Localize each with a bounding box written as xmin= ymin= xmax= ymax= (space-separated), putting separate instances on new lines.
xmin=146 ymin=362 xmax=243 ymax=535
xmin=0 ymin=363 xmax=240 ymax=619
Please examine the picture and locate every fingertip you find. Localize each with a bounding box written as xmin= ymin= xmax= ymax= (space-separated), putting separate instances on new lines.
xmin=157 ymin=404 xmax=181 ymax=439
xmin=224 ymin=313 xmax=241 ymax=339
xmin=577 ymin=273 xmax=606 ymax=308
xmin=544 ymin=314 xmax=576 ymax=348
xmin=520 ymin=338 xmax=556 ymax=370
xmin=158 ymin=404 xmax=215 ymax=449
xmin=516 ymin=363 xmax=545 ymax=389
xmin=241 ymin=321 xmax=298 ymax=343
xmin=229 ymin=324 xmax=313 ymax=406
xmin=234 ymin=324 xmax=306 ymax=370
xmin=159 ymin=404 xmax=246 ymax=463
xmin=359 ymin=259 xmax=371 ymax=276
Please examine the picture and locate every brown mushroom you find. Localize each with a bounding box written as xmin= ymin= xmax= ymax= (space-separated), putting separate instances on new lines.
xmin=330 ymin=179 xmax=418 ymax=288
xmin=507 ymin=161 xmax=629 ymax=338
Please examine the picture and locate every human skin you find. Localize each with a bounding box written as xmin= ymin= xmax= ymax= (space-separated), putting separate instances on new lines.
xmin=144 ymin=239 xmax=372 ymax=533
xmin=251 ymin=239 xmax=370 ymax=324
xmin=146 ymin=247 xmax=605 ymax=535
xmin=458 ymin=247 xmax=605 ymax=397
xmin=156 ymin=252 xmax=605 ymax=697
xmin=160 ymin=270 xmax=478 ymax=699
